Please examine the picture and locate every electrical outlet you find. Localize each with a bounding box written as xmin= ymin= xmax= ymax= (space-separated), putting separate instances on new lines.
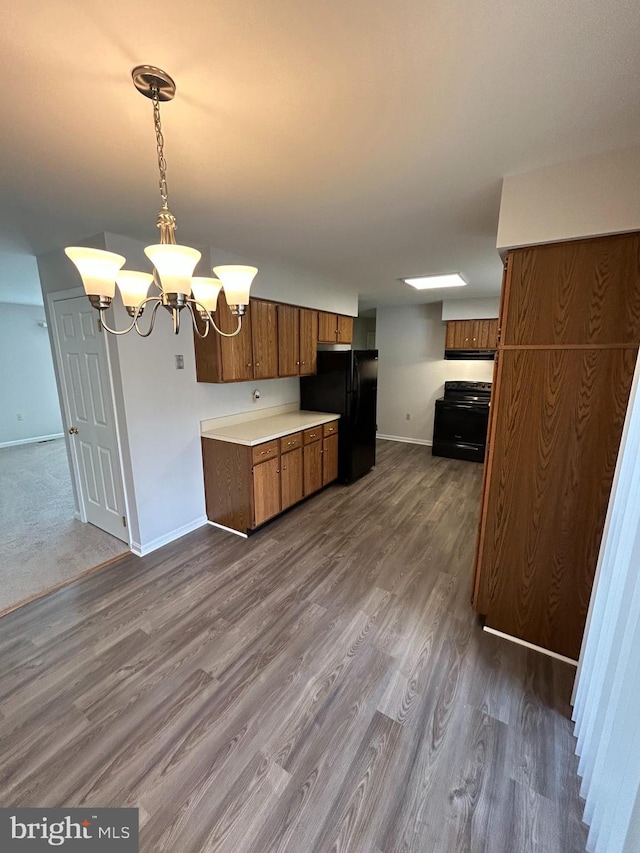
xmin=405 ymin=412 xmax=411 ymax=420
xmin=17 ymin=413 xmax=23 ymax=421
xmin=174 ymin=355 xmax=184 ymax=370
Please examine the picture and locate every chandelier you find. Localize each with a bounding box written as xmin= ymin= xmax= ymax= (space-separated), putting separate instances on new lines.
xmin=65 ymin=65 xmax=257 ymax=338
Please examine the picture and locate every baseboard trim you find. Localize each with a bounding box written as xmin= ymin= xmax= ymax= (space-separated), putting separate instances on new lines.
xmin=483 ymin=626 xmax=578 ymax=666
xmin=0 ymin=433 xmax=64 ymax=449
xmin=130 ymin=516 xmax=209 ymax=557
xmin=376 ymin=434 xmax=433 ymax=447
xmin=207 ymin=520 xmax=248 ymax=539
xmin=0 ymin=551 xmax=130 ymax=619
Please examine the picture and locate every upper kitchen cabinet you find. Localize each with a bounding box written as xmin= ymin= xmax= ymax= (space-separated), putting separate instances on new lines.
xmin=502 ymin=234 xmax=640 ymax=346
xmin=445 ymin=319 xmax=498 ymax=351
xmin=278 ymin=305 xmax=319 ymax=377
xmin=251 ymin=300 xmax=279 ymax=380
xmin=278 ymin=305 xmax=301 ymax=376
xmin=194 ymin=292 xmax=254 ymax=383
xmin=318 ymin=312 xmax=354 ymax=344
xmin=299 ymin=308 xmax=318 ymax=375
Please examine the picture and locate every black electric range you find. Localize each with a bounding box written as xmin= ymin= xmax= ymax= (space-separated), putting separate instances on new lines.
xmin=432 ymin=380 xmax=492 ymax=463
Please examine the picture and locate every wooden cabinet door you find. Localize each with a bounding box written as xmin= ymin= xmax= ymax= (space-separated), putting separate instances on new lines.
xmin=217 ymin=292 xmax=254 ymax=382
xmin=322 ymin=434 xmax=339 ymax=485
xmin=303 ymin=441 xmax=322 ymax=496
xmin=281 ymin=447 xmax=303 ymax=510
xmin=475 ymin=347 xmax=637 ymax=659
xmin=445 ymin=322 xmax=457 ymax=350
xmin=299 ymin=309 xmax=318 ymax=375
xmin=251 ymin=300 xmax=278 ymax=379
xmin=337 ymin=315 xmax=353 ymax=344
xmin=252 ymin=457 xmax=281 ymax=527
xmin=318 ymin=312 xmax=338 ymax=343
xmin=503 ymin=234 xmax=640 ymax=346
xmin=278 ymin=305 xmax=300 ymax=376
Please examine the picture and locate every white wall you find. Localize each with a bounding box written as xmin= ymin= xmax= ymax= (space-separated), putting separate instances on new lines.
xmin=497 ymin=144 xmax=640 ymax=251
xmin=38 ymin=232 xmax=359 ymax=555
xmin=0 ymin=303 xmax=63 ymax=446
xmin=442 ymin=297 xmax=500 ymax=321
xmin=376 ymin=303 xmax=494 ymax=444
xmin=352 ymin=316 xmax=376 ymax=349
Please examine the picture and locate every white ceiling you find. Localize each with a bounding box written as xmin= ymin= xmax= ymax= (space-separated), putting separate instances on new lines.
xmin=1 ymin=0 xmax=639 ymax=308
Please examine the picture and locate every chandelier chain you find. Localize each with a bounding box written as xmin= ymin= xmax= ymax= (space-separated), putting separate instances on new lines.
xmin=152 ymin=85 xmax=169 ymax=210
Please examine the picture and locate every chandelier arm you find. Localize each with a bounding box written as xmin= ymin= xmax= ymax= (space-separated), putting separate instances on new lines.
xmin=98 ymin=297 xmax=162 ymax=335
xmin=133 ymin=299 xmax=163 ymax=337
xmin=189 ymin=300 xmax=243 ymax=338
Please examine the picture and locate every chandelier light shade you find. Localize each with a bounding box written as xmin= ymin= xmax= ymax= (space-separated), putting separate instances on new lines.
xmin=191 ymin=277 xmax=222 ymax=314
xmin=212 ymin=265 xmax=259 ymax=314
xmin=143 ymin=244 xmax=202 ymax=297
xmin=116 ymin=271 xmax=154 ymax=312
xmin=64 ymin=247 xmax=126 ymax=301
xmin=65 ymin=65 xmax=257 ymax=339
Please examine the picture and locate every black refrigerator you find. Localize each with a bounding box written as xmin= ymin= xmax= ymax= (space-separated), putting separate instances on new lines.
xmin=300 ymin=350 xmax=378 ymax=484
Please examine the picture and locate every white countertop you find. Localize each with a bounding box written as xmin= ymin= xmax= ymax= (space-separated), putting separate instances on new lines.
xmin=201 ymin=410 xmax=340 ymax=446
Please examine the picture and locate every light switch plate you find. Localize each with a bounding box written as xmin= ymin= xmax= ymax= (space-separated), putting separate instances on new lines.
xmin=175 ymin=355 xmax=184 ymax=370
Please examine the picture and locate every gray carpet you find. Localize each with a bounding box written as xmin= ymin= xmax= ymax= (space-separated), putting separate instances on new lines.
xmin=0 ymin=438 xmax=128 ymax=612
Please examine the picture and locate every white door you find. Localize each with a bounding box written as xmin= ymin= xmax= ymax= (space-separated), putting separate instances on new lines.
xmin=52 ymin=296 xmax=128 ymax=542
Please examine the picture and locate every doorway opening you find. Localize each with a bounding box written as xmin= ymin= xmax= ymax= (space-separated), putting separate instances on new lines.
xmin=0 ymin=292 xmax=129 ymax=615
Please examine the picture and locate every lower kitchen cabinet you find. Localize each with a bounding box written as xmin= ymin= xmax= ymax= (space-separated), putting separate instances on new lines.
xmin=281 ymin=446 xmax=303 ymax=510
xmin=252 ymin=456 xmax=281 ymax=527
xmin=303 ymin=425 xmax=325 ymax=496
xmin=322 ymin=434 xmax=338 ymax=485
xmin=202 ymin=419 xmax=340 ymax=533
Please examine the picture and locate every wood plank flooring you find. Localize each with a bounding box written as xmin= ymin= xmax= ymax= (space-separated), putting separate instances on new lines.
xmin=0 ymin=441 xmax=588 ymax=852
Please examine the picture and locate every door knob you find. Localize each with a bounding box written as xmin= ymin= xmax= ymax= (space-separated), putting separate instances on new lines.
xmin=68 ymin=427 xmax=79 ymax=435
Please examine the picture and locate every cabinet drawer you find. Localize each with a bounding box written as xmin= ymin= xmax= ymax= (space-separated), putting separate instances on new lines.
xmin=323 ymin=421 xmax=339 ymax=438
xmin=280 ymin=432 xmax=302 ymax=454
xmin=303 ymin=426 xmax=323 ymax=445
xmin=252 ymin=440 xmax=279 ymax=465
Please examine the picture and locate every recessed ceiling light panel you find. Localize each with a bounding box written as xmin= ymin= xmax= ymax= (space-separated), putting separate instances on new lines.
xmin=403 ymin=273 xmax=467 ymax=290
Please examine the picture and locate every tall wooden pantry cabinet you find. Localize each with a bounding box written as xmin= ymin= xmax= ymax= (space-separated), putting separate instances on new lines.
xmin=473 ymin=232 xmax=640 ymax=660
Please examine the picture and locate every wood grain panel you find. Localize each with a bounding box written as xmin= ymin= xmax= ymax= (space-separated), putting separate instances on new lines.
xmin=337 ymin=315 xmax=354 ymax=344
xmin=445 ymin=322 xmax=457 ymax=350
xmin=252 ymin=457 xmax=281 ymax=527
xmin=503 ymin=233 xmax=640 ymax=346
xmin=280 ymin=432 xmax=302 ymax=454
xmin=323 ymin=420 xmax=339 ymax=438
xmin=251 ymin=440 xmax=279 ymax=466
xmin=281 ymin=447 xmax=303 ymax=510
xmin=217 ymin=292 xmax=254 ymax=382
xmin=277 ymin=305 xmax=300 ymax=377
xmin=303 ymin=427 xmax=323 ymax=445
xmin=303 ymin=440 xmax=322 ymax=496
xmin=251 ymin=300 xmax=278 ymax=379
xmin=475 ymin=347 xmax=638 ymax=658
xmin=322 ymin=434 xmax=339 ymax=485
xmin=299 ymin=309 xmax=318 ymax=375
xmin=201 ymin=438 xmax=252 ymax=531
xmin=318 ymin=312 xmax=338 ymax=343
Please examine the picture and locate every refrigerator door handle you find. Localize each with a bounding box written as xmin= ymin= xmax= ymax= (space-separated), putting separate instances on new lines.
xmin=353 ymin=356 xmax=362 ymax=426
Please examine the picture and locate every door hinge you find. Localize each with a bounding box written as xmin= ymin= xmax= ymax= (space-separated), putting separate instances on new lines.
xmin=503 ymin=256 xmax=509 ymax=272
xmin=122 ymin=516 xmax=127 ymax=528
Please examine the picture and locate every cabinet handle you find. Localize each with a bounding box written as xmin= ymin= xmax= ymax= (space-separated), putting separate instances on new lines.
xmin=247 ymin=363 xmax=252 ymax=367
xmin=283 ymin=465 xmax=287 ymax=470
xmin=296 ymin=361 xmax=300 ymax=365
xmin=287 ymin=440 xmax=294 ymax=446
xmin=255 ymin=362 xmax=260 ymax=366
xmin=276 ymin=469 xmax=280 ymax=474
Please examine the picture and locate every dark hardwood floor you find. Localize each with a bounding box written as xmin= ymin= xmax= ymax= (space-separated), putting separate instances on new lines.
xmin=0 ymin=441 xmax=588 ymax=852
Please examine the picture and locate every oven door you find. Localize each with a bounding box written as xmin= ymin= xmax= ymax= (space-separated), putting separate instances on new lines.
xmin=432 ymin=400 xmax=489 ymax=462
